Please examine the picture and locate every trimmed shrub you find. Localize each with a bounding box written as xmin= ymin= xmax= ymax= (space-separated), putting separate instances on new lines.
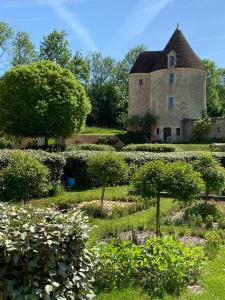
xmin=184 ymin=203 xmax=223 ymax=222
xmin=88 ymin=152 xmax=129 ymax=206
xmin=0 ymin=204 xmax=95 ymax=300
xmin=0 ymin=137 xmax=13 ymax=149
xmin=122 ymin=144 xmax=176 ymax=152
xmin=0 ymin=151 xmax=51 ymax=202
xmin=0 ymin=150 xmax=66 ymax=187
xmin=66 ymin=143 xmax=115 ymax=152
xmin=95 ymin=237 xmax=205 ymax=297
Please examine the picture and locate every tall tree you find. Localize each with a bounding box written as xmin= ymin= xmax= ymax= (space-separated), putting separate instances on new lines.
xmin=39 ymin=30 xmax=71 ymax=67
xmin=11 ymin=31 xmax=37 ymax=66
xmin=124 ymin=44 xmax=147 ymax=71
xmin=68 ymin=51 xmax=90 ymax=85
xmin=201 ymin=59 xmax=223 ymax=117
xmin=0 ymin=61 xmax=91 ymax=143
xmin=0 ymin=22 xmax=13 ymax=70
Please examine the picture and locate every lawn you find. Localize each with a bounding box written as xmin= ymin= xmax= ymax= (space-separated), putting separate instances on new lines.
xmin=31 ymin=185 xmax=130 ymax=207
xmin=174 ymin=143 xmax=211 ymax=152
xmin=82 ymin=126 xmax=126 ymax=135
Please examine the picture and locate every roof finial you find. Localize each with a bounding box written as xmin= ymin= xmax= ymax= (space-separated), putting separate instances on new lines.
xmin=177 ymin=22 xmax=179 ymax=30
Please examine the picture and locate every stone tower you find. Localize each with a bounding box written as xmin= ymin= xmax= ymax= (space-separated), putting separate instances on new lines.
xmin=128 ymin=28 xmax=207 ymax=143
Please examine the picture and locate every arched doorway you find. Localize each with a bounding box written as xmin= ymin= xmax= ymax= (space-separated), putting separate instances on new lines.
xmin=164 ymin=127 xmax=171 ymax=143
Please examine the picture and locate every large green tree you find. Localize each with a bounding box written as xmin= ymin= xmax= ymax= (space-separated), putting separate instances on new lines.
xmin=0 ymin=22 xmax=13 ymax=69
xmin=0 ymin=60 xmax=91 ymax=142
xmin=39 ymin=30 xmax=71 ymax=67
xmin=68 ymin=51 xmax=90 ymax=85
xmin=201 ymin=59 xmax=224 ymax=117
xmin=11 ymin=31 xmax=37 ymax=66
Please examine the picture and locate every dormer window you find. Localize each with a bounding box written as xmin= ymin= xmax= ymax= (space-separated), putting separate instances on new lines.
xmin=168 ymin=51 xmax=176 ymax=68
xmin=169 ymin=56 xmax=175 ymax=67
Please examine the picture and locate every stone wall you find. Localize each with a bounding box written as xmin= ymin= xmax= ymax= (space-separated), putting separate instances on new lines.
xmin=128 ymin=67 xmax=207 ymax=142
xmin=183 ymin=117 xmax=225 ymax=142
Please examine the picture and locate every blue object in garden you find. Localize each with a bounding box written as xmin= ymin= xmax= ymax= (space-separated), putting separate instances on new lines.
xmin=67 ymin=178 xmax=76 ymax=186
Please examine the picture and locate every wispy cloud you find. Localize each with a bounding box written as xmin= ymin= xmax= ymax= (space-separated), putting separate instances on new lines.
xmin=49 ymin=2 xmax=96 ymax=51
xmin=0 ymin=0 xmax=84 ymax=8
xmin=2 ymin=0 xmax=96 ymax=51
xmin=112 ymin=0 xmax=174 ymax=47
xmin=196 ymin=35 xmax=225 ymax=42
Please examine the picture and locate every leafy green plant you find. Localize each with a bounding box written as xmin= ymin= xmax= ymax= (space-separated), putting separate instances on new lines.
xmin=193 ymin=117 xmax=211 ymax=139
xmin=184 ymin=203 xmax=223 ymax=222
xmin=0 ymin=204 xmax=95 ymax=300
xmin=0 ymin=151 xmax=51 ymax=202
xmin=81 ymin=203 xmax=108 ymax=218
xmin=95 ymin=237 xmax=205 ymax=297
xmin=88 ymin=152 xmax=129 ymax=206
xmin=0 ymin=137 xmax=13 ymax=149
xmin=193 ymin=154 xmax=225 ymax=204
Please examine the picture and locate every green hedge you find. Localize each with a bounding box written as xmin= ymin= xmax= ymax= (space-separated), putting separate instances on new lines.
xmin=0 ymin=204 xmax=95 ymax=300
xmin=0 ymin=150 xmax=65 ymax=186
xmin=122 ymin=144 xmax=176 ymax=152
xmin=62 ymin=151 xmax=225 ymax=185
xmin=66 ymin=143 xmax=115 ymax=152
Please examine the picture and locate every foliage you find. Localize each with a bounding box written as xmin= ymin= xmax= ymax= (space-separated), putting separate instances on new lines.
xmin=0 ymin=137 xmax=13 ymax=149
xmin=95 ymin=237 xmax=205 ymax=297
xmin=132 ymin=160 xmax=203 ymax=234
xmin=88 ymin=152 xmax=129 ymax=205
xmin=0 ymin=21 xmax=13 ymax=66
xmin=39 ymin=29 xmax=71 ymax=67
xmin=122 ymin=143 xmax=176 ymax=152
xmin=138 ymin=113 xmax=157 ymax=133
xmin=193 ymin=117 xmax=211 ymax=139
xmin=192 ymin=154 xmax=225 ymax=200
xmin=0 ymin=204 xmax=95 ymax=300
xmin=0 ymin=60 xmax=91 ymax=139
xmin=66 ymin=143 xmax=115 ymax=152
xmin=204 ymin=229 xmax=225 ymax=259
xmin=11 ymin=31 xmax=37 ymax=66
xmin=168 ymin=161 xmax=205 ymax=202
xmin=0 ymin=151 xmax=51 ymax=202
xmin=201 ymin=59 xmax=224 ymax=117
xmin=116 ymin=131 xmax=149 ymax=144
xmin=68 ymin=51 xmax=90 ymax=85
xmin=0 ymin=150 xmax=65 ymax=189
xmin=184 ymin=203 xmax=223 ymax=222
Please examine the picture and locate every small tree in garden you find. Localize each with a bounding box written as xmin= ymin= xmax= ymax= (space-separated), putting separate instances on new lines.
xmin=192 ymin=155 xmax=225 ymax=204
xmin=132 ymin=161 xmax=169 ymax=236
xmin=132 ymin=161 xmax=204 ymax=236
xmin=0 ymin=151 xmax=51 ymax=202
xmin=88 ymin=152 xmax=129 ymax=207
xmin=169 ymin=161 xmax=205 ymax=203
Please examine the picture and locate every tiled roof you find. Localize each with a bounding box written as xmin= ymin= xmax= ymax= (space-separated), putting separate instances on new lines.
xmin=130 ymin=29 xmax=204 ymax=74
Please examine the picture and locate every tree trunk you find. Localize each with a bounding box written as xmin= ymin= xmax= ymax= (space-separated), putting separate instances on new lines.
xmin=156 ymin=194 xmax=161 ymax=237
xmin=44 ymin=136 xmax=48 ymax=147
xmin=101 ymin=185 xmax=106 ymax=207
xmin=205 ymin=186 xmax=209 ymax=205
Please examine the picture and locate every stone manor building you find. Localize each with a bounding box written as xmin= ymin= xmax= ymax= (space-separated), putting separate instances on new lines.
xmin=128 ymin=27 xmax=207 ymax=143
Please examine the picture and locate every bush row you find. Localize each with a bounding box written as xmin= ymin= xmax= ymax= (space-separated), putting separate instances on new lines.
xmin=66 ymin=143 xmax=115 ymax=152
xmin=122 ymin=143 xmax=176 ymax=152
xmin=1 ymin=150 xmax=225 ymax=187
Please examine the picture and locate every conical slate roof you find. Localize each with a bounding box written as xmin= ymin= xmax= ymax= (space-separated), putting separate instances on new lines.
xmin=130 ymin=28 xmax=204 ymax=74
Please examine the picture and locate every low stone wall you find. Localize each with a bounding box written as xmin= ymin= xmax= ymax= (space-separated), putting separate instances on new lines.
xmin=65 ymin=134 xmax=112 ymax=145
xmin=183 ymin=117 xmax=225 ymax=142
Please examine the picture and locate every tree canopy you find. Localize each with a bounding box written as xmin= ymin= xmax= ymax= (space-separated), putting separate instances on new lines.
xmin=0 ymin=60 xmax=91 ymax=139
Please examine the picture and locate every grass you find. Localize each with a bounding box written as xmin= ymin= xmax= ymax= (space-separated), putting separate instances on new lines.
xmin=174 ymin=143 xmax=211 ymax=152
xmin=81 ymin=126 xmax=126 ymax=135
xmin=31 ymin=185 xmax=130 ymax=207
xmin=90 ymin=198 xmax=180 ymax=239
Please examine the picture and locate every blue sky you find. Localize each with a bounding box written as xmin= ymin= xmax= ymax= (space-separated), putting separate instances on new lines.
xmin=1 ymin=0 xmax=225 ymax=67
